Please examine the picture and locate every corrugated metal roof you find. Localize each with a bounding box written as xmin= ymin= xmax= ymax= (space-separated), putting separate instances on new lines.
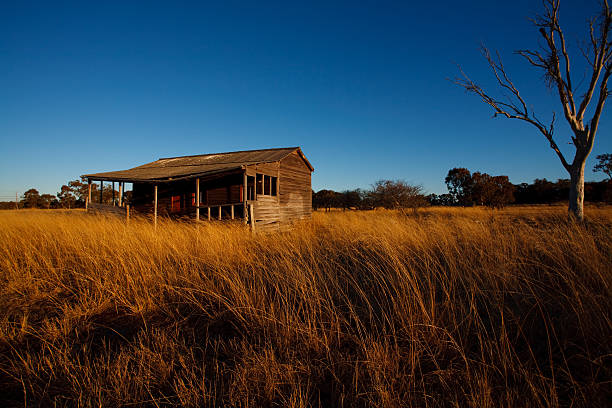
xmin=83 ymin=147 xmax=312 ymax=182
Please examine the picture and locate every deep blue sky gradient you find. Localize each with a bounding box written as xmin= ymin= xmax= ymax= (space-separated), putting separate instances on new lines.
xmin=1 ymin=0 xmax=610 ymax=198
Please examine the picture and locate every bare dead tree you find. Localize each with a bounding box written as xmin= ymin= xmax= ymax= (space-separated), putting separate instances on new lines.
xmin=454 ymin=0 xmax=611 ymax=220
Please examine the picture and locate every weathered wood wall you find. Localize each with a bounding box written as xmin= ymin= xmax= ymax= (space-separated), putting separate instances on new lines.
xmin=245 ymin=150 xmax=312 ymax=231
xmin=279 ymin=150 xmax=312 ymax=223
xmin=245 ymin=162 xmax=280 ymax=230
xmin=252 ymin=196 xmax=280 ymax=228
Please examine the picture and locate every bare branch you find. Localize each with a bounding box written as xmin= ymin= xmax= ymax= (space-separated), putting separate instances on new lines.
xmin=528 ymin=1 xmax=581 ymax=132
xmin=453 ymin=0 xmax=612 ymax=219
xmin=576 ymin=0 xmax=612 ymax=122
xmin=453 ymin=60 xmax=571 ymax=171
xmin=516 ymin=49 xmax=548 ymax=69
xmin=587 ymin=65 xmax=612 ymax=152
xmin=481 ymin=46 xmax=529 ymax=115
xmin=590 ymin=17 xmax=598 ymax=57
xmin=554 ymin=12 xmax=576 ymax=115
xmin=579 ymin=40 xmax=596 ymax=68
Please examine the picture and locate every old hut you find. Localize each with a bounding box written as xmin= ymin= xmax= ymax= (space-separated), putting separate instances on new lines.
xmin=82 ymin=147 xmax=314 ymax=230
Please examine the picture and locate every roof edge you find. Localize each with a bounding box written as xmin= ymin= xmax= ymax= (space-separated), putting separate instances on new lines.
xmin=81 ymin=166 xmax=244 ymax=183
xmin=158 ymin=146 xmax=300 ymax=161
xmin=295 ymin=147 xmax=314 ymax=172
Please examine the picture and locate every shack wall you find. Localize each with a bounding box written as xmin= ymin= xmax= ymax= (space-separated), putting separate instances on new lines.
xmin=247 ymin=151 xmax=312 ymax=229
xmin=279 ymin=151 xmax=312 ymax=223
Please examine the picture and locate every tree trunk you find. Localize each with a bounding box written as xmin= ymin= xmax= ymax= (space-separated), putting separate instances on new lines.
xmin=568 ymin=160 xmax=586 ymax=221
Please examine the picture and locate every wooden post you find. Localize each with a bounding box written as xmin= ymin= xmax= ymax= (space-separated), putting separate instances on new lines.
xmin=87 ymin=179 xmax=92 ymax=210
xmin=243 ymin=172 xmax=248 ymax=224
xmin=112 ymin=181 xmax=115 ymax=206
xmin=99 ymin=180 xmax=103 ymax=204
xmin=231 ymin=204 xmax=234 ymax=220
xmin=207 ymin=206 xmax=211 ymax=221
xmin=196 ymin=178 xmax=200 ymax=221
xmin=154 ymin=185 xmax=158 ymax=229
xmin=249 ymin=203 xmax=255 ymax=232
xmin=218 ymin=205 xmax=222 ymax=220
xmin=126 ymin=204 xmax=130 ymax=223
xmin=118 ymin=182 xmax=123 ymax=207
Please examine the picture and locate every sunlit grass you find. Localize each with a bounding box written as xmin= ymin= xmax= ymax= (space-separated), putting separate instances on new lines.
xmin=0 ymin=206 xmax=610 ymax=407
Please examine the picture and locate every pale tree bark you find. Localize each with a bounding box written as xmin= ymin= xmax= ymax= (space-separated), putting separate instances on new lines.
xmin=454 ymin=0 xmax=611 ymax=220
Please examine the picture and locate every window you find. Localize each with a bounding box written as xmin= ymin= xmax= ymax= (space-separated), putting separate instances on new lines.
xmin=271 ymin=176 xmax=277 ymax=196
xmin=264 ymin=175 xmax=270 ymax=195
xmin=247 ymin=176 xmax=255 ymax=200
xmin=256 ymin=174 xmax=263 ymax=195
xmin=256 ymin=173 xmax=277 ymax=197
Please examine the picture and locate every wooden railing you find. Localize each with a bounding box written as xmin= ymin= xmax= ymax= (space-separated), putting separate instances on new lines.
xmin=196 ymin=202 xmax=246 ymax=221
xmin=88 ymin=201 xmax=255 ymax=230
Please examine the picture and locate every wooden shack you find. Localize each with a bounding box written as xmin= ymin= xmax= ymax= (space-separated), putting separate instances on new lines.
xmin=82 ymin=147 xmax=314 ymax=231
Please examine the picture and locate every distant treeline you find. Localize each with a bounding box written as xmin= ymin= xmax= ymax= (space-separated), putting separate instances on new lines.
xmin=513 ymin=179 xmax=612 ymax=204
xmin=431 ymin=168 xmax=612 ymax=206
xmin=3 ymin=169 xmax=611 ymax=211
xmin=0 ymin=178 xmax=127 ymax=210
xmin=314 ymin=168 xmax=612 ymax=211
xmin=313 ymin=180 xmax=427 ymax=212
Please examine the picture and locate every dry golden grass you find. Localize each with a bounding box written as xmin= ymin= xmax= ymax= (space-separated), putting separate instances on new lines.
xmin=0 ymin=206 xmax=610 ymax=407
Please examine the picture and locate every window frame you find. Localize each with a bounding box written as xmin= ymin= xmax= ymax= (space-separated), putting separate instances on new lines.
xmin=255 ymin=173 xmax=278 ymax=197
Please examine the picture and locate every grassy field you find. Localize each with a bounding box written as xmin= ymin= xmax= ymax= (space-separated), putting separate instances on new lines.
xmin=0 ymin=206 xmax=610 ymax=407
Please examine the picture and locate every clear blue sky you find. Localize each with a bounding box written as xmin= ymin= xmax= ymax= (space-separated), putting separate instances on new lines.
xmin=1 ymin=0 xmax=610 ymax=199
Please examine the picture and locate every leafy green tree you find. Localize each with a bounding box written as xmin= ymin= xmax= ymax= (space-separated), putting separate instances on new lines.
xmin=445 ymin=168 xmax=473 ymax=205
xmin=21 ymin=189 xmax=41 ymax=208
xmin=313 ymin=189 xmax=340 ymax=211
xmin=339 ymin=190 xmax=362 ymax=210
xmin=40 ymin=194 xmax=57 ymax=209
xmin=57 ymin=185 xmax=76 ymax=209
xmin=357 ymin=189 xmax=375 ymax=210
xmin=593 ymin=153 xmax=612 ymax=180
xmin=471 ymin=173 xmax=515 ymax=208
xmin=428 ymin=193 xmax=454 ymax=206
xmin=85 ymin=181 xmax=119 ymax=205
xmin=68 ymin=178 xmax=89 ymax=203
